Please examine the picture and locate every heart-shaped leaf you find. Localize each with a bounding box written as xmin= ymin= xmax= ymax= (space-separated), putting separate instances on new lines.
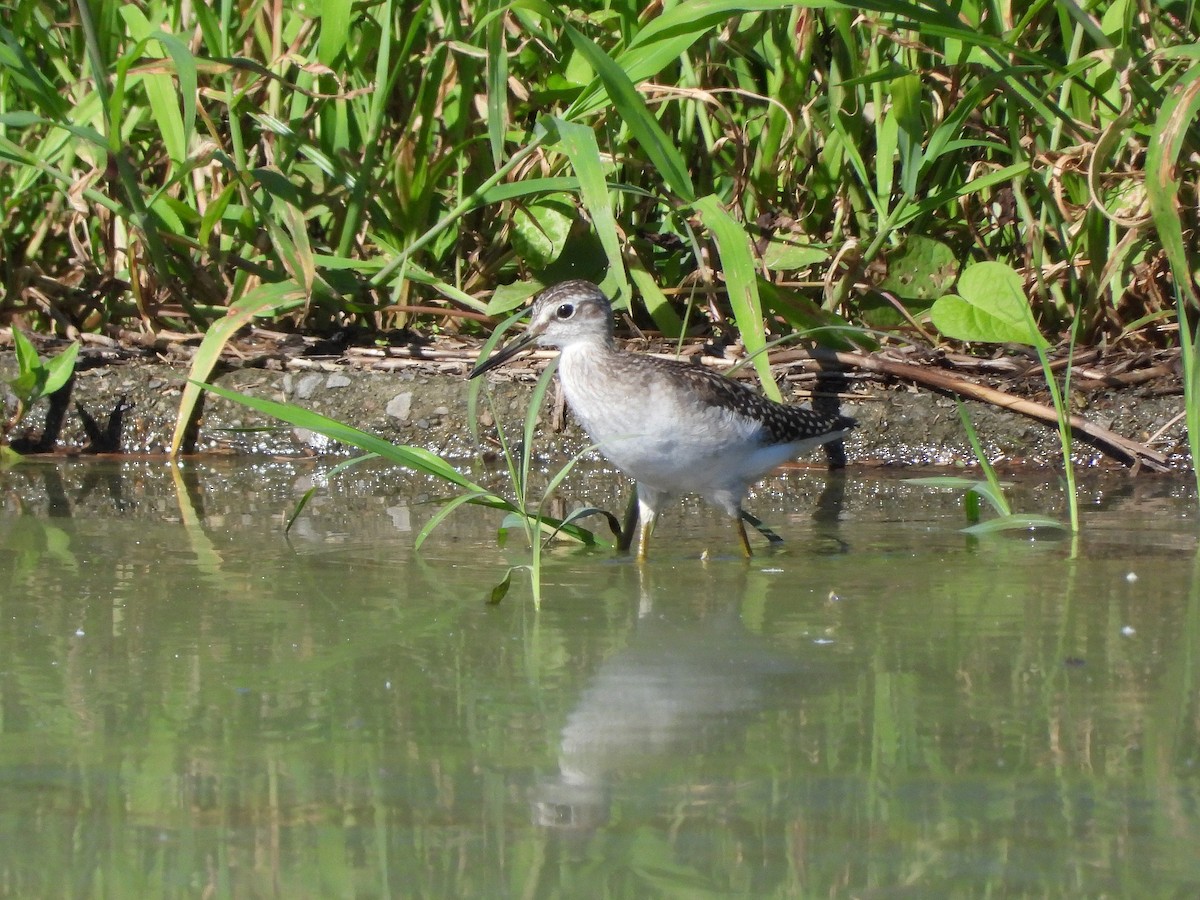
xmin=511 ymin=195 xmax=575 ymax=270
xmin=930 ymin=261 xmax=1048 ymax=348
xmin=877 ymin=235 xmax=958 ymax=301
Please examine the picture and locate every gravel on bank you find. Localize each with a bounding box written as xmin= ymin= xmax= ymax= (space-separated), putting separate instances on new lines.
xmin=0 ymin=340 xmax=1187 ymax=472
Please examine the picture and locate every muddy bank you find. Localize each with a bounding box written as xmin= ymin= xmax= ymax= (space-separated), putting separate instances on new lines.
xmin=0 ymin=348 xmax=1188 ymax=471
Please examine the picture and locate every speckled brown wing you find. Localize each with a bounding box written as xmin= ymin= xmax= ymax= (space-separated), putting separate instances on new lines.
xmin=636 ymin=355 xmax=855 ymax=445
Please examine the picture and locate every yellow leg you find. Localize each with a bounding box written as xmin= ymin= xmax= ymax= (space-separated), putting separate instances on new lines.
xmin=636 ymin=514 xmax=656 ymax=560
xmin=634 ymin=489 xmax=664 ymax=560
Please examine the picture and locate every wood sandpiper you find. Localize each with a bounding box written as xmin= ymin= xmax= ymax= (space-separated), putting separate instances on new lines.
xmin=469 ymin=280 xmax=855 ymax=558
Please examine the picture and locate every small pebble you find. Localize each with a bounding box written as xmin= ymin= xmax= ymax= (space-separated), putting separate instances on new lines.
xmin=296 ymin=373 xmax=323 ymax=399
xmin=386 ymin=391 xmax=413 ymax=422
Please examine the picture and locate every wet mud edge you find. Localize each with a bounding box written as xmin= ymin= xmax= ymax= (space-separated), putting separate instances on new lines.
xmin=0 ymin=350 xmax=1188 ymax=472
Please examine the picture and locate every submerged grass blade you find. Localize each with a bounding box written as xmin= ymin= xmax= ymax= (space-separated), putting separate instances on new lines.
xmin=961 ymin=515 xmax=1069 ymax=536
xmin=285 ymin=453 xmax=380 ymax=534
xmin=955 ymin=401 xmax=1012 ymax=517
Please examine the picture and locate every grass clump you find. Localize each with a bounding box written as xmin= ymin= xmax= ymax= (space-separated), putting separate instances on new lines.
xmin=0 ymin=2 xmax=1193 ymax=347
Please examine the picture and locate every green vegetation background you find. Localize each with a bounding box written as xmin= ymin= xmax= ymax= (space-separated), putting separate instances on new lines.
xmin=2 ymin=0 xmax=1196 ymax=349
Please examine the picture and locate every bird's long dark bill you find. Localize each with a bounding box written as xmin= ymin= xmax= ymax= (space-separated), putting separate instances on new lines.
xmin=468 ymin=330 xmax=540 ymax=378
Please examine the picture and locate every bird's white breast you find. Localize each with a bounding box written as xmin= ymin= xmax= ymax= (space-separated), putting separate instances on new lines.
xmin=558 ymin=345 xmax=781 ymax=495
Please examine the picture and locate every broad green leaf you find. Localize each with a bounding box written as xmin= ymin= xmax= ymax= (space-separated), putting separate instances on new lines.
xmin=10 ymin=329 xmax=38 ymax=379
xmin=511 ymin=195 xmax=575 ymax=270
xmin=486 ymin=568 xmax=513 ymax=605
xmin=762 ymin=239 xmax=828 ymax=272
xmin=487 ymin=281 xmax=540 ymax=317
xmin=877 ymin=235 xmax=958 ymax=301
xmin=40 ymin=342 xmax=80 ymax=397
xmin=931 ymin=261 xmax=1047 ymax=348
xmin=8 ymin=370 xmax=40 ymax=402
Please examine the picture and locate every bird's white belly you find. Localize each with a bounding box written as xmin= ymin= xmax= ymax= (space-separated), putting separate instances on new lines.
xmin=559 ymin=351 xmax=779 ymax=495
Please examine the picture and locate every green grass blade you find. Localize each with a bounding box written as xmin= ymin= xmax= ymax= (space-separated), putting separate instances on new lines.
xmin=467 ymin=308 xmax=530 ymax=444
xmin=564 ymin=25 xmax=695 ymax=202
xmin=955 ymin=400 xmax=1011 ymax=517
xmin=962 ymin=515 xmax=1068 ymax=535
xmin=692 ymin=195 xmax=779 ymax=400
xmin=318 ymin=0 xmax=353 ymax=66
xmin=415 ymin=490 xmax=495 ymax=550
xmin=119 ymin=8 xmax=187 ymax=168
xmin=627 ymin=255 xmax=684 ymax=337
xmin=485 ymin=11 xmax=508 ymax=167
xmin=521 ymin=357 xmax=559 ymax=501
xmin=550 ymin=117 xmax=630 ymax=304
xmin=169 ymin=281 xmax=309 ymax=457
xmin=592 ymin=1 xmax=823 ymax=110
xmin=284 ymin=453 xmax=381 ymax=533
xmin=1147 ymin=67 xmax=1200 ymax=308
xmin=198 ymin=380 xmax=498 ymax=495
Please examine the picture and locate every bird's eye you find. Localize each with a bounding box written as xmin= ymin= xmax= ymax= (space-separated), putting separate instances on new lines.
xmin=555 ymin=303 xmax=574 ymax=319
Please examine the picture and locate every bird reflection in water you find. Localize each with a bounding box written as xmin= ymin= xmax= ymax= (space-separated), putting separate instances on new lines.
xmin=531 ymin=574 xmax=846 ymax=836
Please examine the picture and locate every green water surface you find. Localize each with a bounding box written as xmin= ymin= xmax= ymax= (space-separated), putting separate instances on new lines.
xmin=0 ymin=459 xmax=1197 ymax=897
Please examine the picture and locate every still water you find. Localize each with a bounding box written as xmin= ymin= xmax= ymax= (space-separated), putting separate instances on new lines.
xmin=1 ymin=458 xmax=1198 ymax=897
